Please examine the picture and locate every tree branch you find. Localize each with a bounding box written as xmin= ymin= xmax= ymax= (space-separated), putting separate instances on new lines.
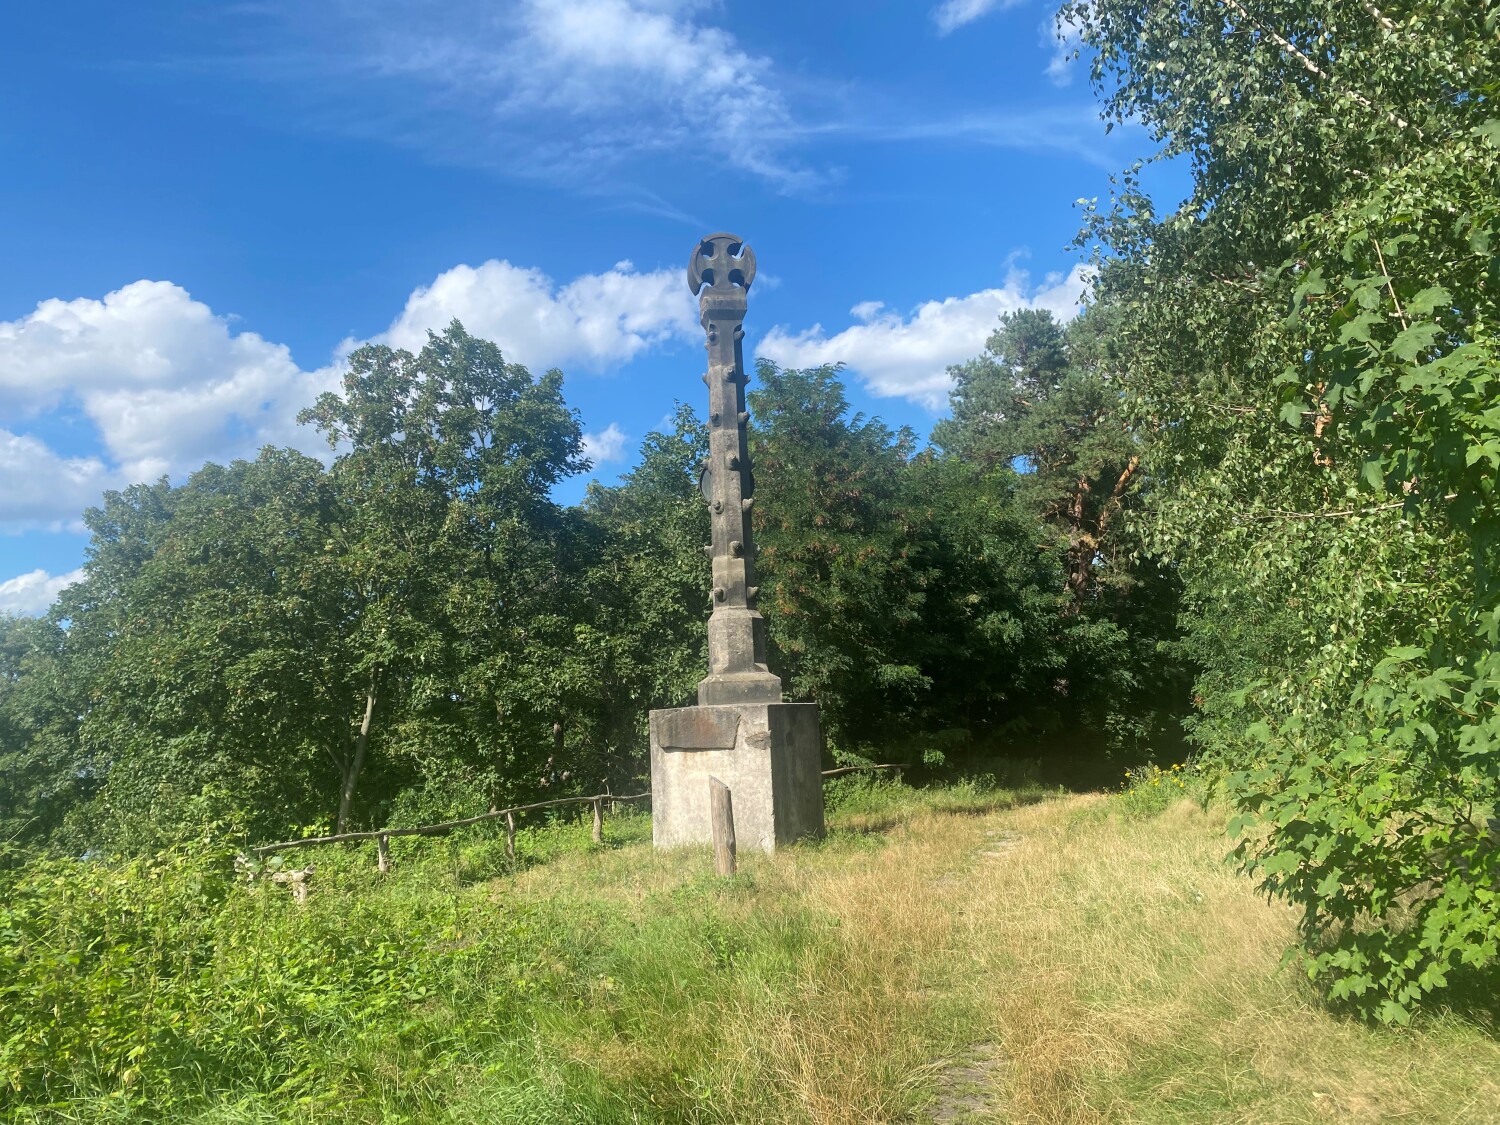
xmin=1218 ymin=0 xmax=1414 ymax=134
xmin=1359 ymin=0 xmax=1397 ymax=33
xmin=1239 ymin=493 xmax=1456 ymax=521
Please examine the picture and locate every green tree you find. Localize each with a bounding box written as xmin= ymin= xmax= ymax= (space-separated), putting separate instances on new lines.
xmin=38 ymin=322 xmax=591 ymax=850
xmin=748 ymin=363 xmax=933 ymax=752
xmin=54 ymin=451 xmax=354 ymax=847
xmin=0 ymin=615 xmax=86 ymax=850
xmin=299 ymin=321 xmax=588 ymax=824
xmin=1066 ymin=0 xmax=1499 ymax=1017
xmin=935 ymin=306 xmax=1146 ymax=612
xmin=574 ymin=405 xmax=711 ymax=784
xmin=749 ymin=362 xmax=1094 ymax=760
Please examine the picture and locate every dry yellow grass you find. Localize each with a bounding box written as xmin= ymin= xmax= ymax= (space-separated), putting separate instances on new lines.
xmin=497 ymin=789 xmax=1500 ymax=1124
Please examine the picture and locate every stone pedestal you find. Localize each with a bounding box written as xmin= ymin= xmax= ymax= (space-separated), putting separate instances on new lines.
xmin=650 ymin=702 xmax=824 ymax=853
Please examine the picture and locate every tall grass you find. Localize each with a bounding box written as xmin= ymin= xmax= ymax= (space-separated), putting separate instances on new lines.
xmin=3 ymin=778 xmax=1496 ymax=1123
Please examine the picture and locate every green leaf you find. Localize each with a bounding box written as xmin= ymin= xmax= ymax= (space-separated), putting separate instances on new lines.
xmin=1405 ymin=286 xmax=1452 ymax=319
xmin=1389 ymin=323 xmax=1441 ymax=364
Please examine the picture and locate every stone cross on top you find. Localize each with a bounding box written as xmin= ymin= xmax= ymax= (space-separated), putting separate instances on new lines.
xmin=689 ymin=233 xmax=782 ymax=706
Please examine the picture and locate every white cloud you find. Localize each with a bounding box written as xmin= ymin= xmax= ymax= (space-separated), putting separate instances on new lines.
xmin=254 ymin=0 xmax=819 ymax=191
xmin=932 ymin=0 xmax=1024 ymax=35
xmin=0 ymin=430 xmax=120 ymax=526
xmin=0 ymin=567 xmax=84 ymax=617
xmin=0 ymin=280 xmax=333 ymax=486
xmin=379 ymin=259 xmax=696 ymax=372
xmin=757 ymin=264 xmax=1092 ymax=409
xmin=583 ymin=423 xmax=629 ymax=464
xmin=0 ymin=258 xmax=695 ymax=530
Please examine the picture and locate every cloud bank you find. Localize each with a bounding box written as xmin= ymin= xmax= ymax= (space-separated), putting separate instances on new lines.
xmin=758 ymin=264 xmax=1091 ymax=409
xmin=0 ymin=260 xmax=697 ymax=533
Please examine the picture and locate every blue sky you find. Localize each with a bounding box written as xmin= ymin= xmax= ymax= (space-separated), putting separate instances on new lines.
xmin=0 ymin=0 xmax=1180 ymax=615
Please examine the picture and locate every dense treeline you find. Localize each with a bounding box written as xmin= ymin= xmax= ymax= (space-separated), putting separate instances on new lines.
xmin=0 ymin=318 xmax=1179 ymax=855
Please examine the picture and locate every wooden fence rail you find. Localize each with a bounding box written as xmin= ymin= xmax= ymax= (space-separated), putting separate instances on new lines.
xmin=249 ymin=763 xmax=907 ymax=859
xmin=820 ymin=763 xmax=908 ymax=778
xmin=251 ymin=792 xmax=650 ymax=856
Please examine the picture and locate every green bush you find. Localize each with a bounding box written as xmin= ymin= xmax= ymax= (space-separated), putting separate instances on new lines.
xmin=0 ymin=843 xmax=554 ymax=1116
xmin=1116 ymin=762 xmax=1202 ymax=819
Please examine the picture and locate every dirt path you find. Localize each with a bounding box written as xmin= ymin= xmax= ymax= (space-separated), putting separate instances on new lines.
xmin=810 ymin=793 xmax=1500 ymax=1125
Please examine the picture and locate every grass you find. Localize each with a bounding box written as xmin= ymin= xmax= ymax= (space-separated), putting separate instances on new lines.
xmin=4 ymin=775 xmax=1497 ymax=1123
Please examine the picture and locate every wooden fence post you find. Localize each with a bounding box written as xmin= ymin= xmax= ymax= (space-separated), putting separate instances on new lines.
xmin=591 ymin=797 xmax=604 ymax=845
xmin=505 ymin=811 xmax=516 ymax=862
xmin=709 ymin=777 xmax=736 ymax=877
xmin=377 ymin=833 xmax=391 ymax=874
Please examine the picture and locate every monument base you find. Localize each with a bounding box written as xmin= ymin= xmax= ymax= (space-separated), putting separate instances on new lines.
xmin=649 ymin=702 xmax=824 ymax=853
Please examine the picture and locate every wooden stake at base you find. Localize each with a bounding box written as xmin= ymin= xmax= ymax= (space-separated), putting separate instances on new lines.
xmin=377 ymin=833 xmax=391 ymax=874
xmin=592 ymin=798 xmax=604 ymax=845
xmin=709 ymin=776 xmax=736 ymax=877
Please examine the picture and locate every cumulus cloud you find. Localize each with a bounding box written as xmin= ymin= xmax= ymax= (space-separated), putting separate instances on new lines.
xmin=757 ymin=264 xmax=1092 ymax=409
xmin=0 ymin=567 xmax=84 ymax=617
xmin=379 ymin=259 xmax=695 ymax=372
xmin=0 ymin=430 xmax=121 ymax=526
xmin=932 ymin=0 xmax=1025 ymax=35
xmin=583 ymin=423 xmax=629 ymax=464
xmin=0 ymin=259 xmax=696 ymax=529
xmin=0 ymin=280 xmax=332 ymax=486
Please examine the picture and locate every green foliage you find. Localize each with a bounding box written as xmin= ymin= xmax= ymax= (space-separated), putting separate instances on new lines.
xmin=1117 ymin=761 xmax=1201 ymax=819
xmin=12 ymin=324 xmax=596 ymax=849
xmin=749 ymin=361 xmax=1155 ymax=758
xmin=0 ymin=809 xmax=837 ymax=1122
xmin=0 ymin=839 xmax=554 ymax=1111
xmin=933 ymin=308 xmax=1191 ymax=754
xmin=0 ymin=615 xmax=85 ymax=848
xmin=1068 ymin=0 xmax=1500 ymax=1019
xmin=575 ymin=405 xmax=711 ymax=774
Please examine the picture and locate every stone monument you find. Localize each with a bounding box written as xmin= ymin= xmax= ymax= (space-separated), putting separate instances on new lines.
xmin=649 ymin=233 xmax=825 ymax=853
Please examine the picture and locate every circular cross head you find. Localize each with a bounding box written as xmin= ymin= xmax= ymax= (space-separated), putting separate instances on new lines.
xmin=688 ymin=233 xmax=756 ymax=296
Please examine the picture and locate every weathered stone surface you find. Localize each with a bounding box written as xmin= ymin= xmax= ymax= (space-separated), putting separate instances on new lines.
xmin=656 ymin=707 xmax=740 ymax=751
xmin=649 ymin=234 xmax=825 ymax=853
xmin=690 ymin=233 xmax=782 ymax=706
xmin=650 ymin=703 xmax=824 ymax=853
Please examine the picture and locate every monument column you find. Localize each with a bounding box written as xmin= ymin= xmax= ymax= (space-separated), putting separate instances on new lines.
xmin=691 ymin=233 xmax=782 ymax=706
xmin=648 ymin=233 xmax=825 ymax=853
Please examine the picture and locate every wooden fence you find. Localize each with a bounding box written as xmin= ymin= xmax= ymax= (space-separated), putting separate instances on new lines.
xmin=248 ymin=763 xmax=907 ymax=871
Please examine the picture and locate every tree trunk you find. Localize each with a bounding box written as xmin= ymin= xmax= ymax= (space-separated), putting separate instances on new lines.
xmin=337 ymin=670 xmax=377 ymax=835
xmin=1062 ymin=476 xmax=1093 ymax=615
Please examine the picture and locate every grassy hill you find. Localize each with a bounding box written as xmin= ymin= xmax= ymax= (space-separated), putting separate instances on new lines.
xmin=4 ymin=776 xmax=1497 ymax=1123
